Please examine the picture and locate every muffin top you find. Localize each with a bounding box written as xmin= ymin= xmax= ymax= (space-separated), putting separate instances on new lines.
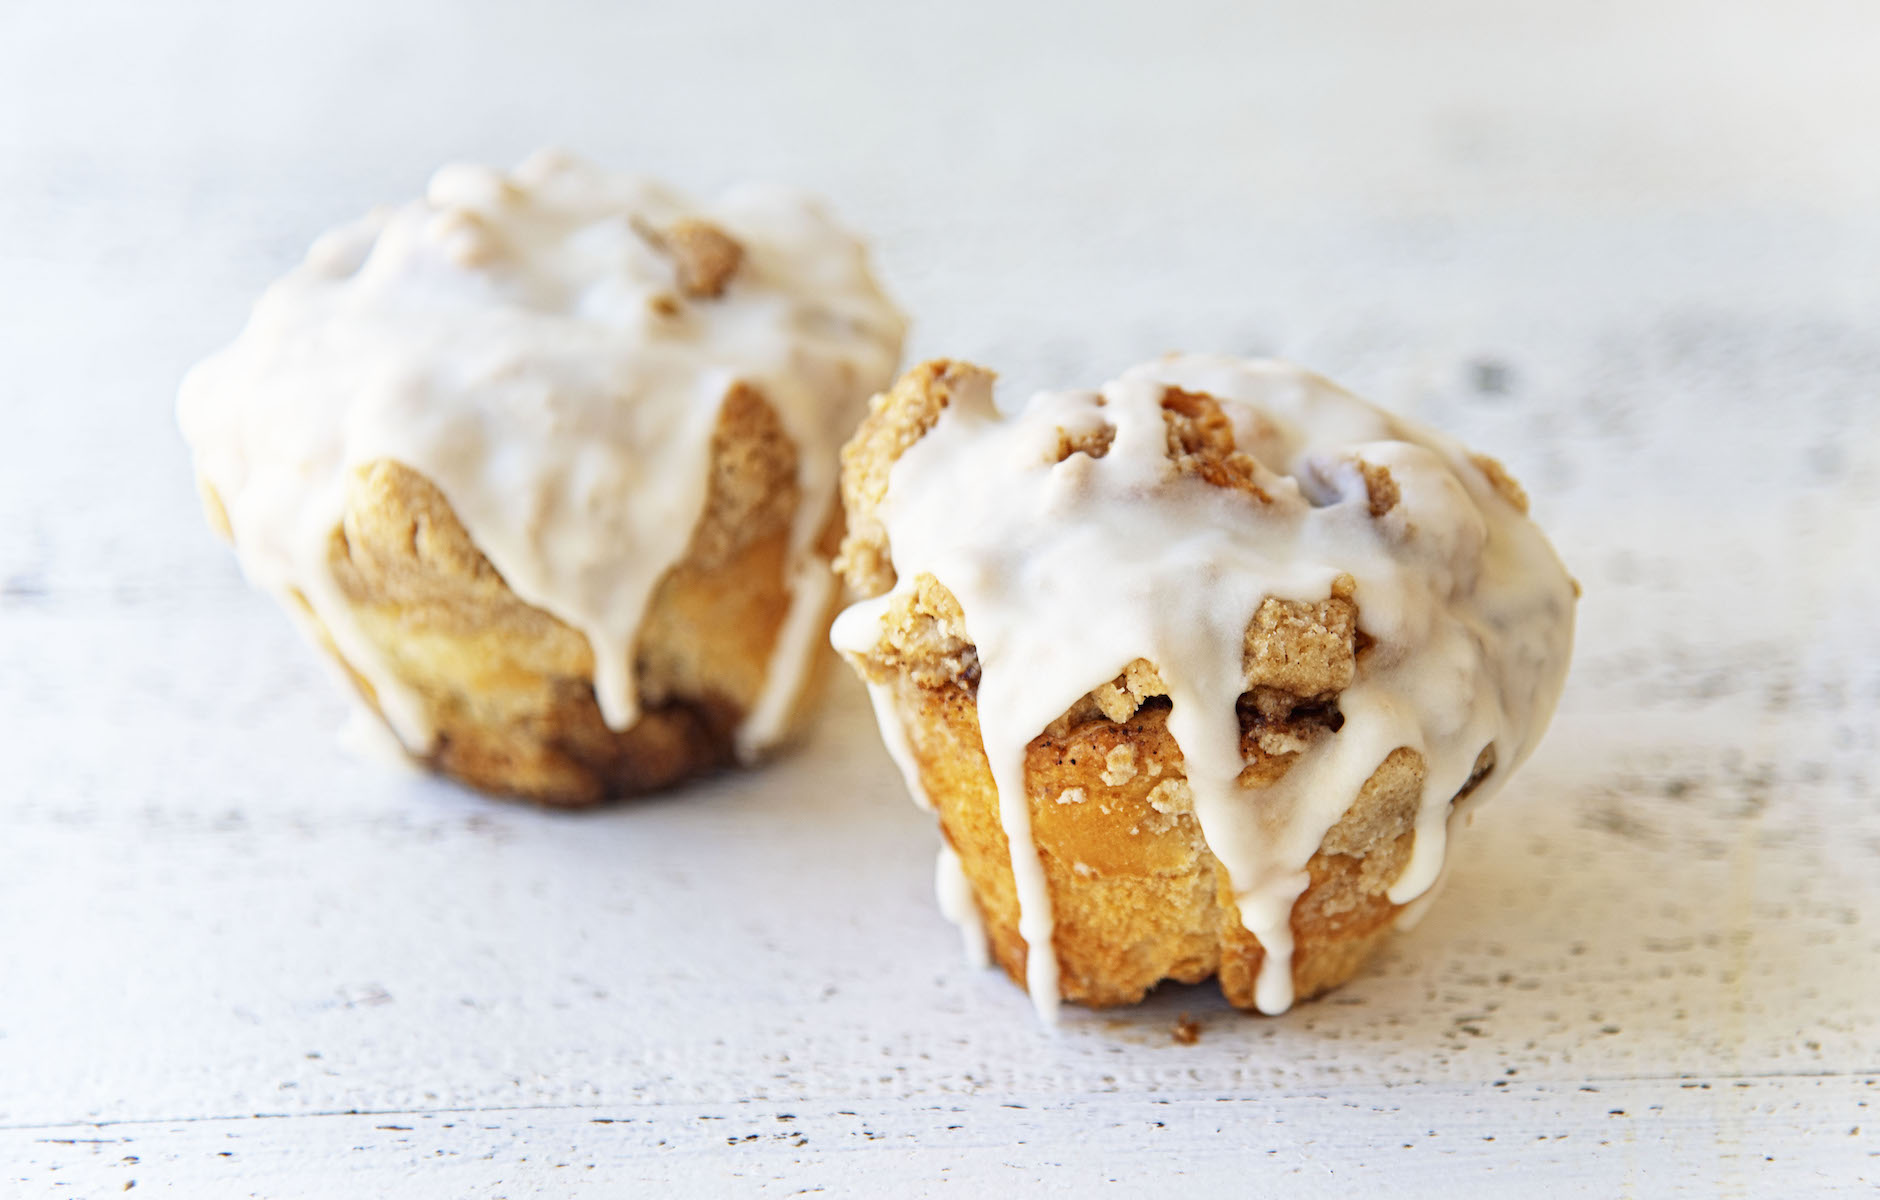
xmin=180 ymin=150 xmax=905 ymax=750
xmin=832 ymin=355 xmax=1577 ymax=1018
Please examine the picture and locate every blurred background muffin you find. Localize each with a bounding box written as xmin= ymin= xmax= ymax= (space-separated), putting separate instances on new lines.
xmin=179 ymin=150 xmax=905 ymax=804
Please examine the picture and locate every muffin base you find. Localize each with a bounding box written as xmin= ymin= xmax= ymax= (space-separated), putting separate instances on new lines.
xmin=283 ymin=452 xmax=837 ymax=807
xmin=882 ymin=674 xmax=1424 ymax=1010
xmin=201 ymin=376 xmax=843 ymax=807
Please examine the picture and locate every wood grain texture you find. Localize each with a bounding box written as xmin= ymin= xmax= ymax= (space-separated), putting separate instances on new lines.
xmin=3 ymin=0 xmax=1878 ymax=1194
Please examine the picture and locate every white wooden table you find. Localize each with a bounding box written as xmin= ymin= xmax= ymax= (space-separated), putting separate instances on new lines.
xmin=3 ymin=1 xmax=1877 ymax=1194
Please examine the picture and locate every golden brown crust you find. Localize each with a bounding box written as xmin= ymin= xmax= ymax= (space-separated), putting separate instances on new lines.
xmin=279 ymin=382 xmax=826 ymax=806
xmin=885 ymin=674 xmax=1430 ymax=1009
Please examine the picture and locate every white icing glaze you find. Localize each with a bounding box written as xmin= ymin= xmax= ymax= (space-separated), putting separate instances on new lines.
xmin=832 ymin=355 xmax=1575 ymax=1022
xmin=735 ymin=555 xmax=837 ymax=761
xmin=934 ymin=842 xmax=992 ymax=970
xmin=865 ymin=677 xmax=998 ymax=970
xmin=335 ymin=707 xmax=421 ymax=773
xmin=863 ymin=681 xmax=931 ymax=811
xmin=180 ymin=150 xmax=904 ymax=755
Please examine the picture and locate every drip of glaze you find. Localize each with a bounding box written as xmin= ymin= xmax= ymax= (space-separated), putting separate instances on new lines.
xmin=832 ymin=355 xmax=1575 ymax=1023
xmin=858 ymin=675 xmax=992 ymax=970
xmin=935 ymin=842 xmax=992 ymax=970
xmin=336 ymin=706 xmax=421 ymax=773
xmin=734 ymin=551 xmax=837 ymax=762
xmin=861 ymin=680 xmax=932 ymax=811
xmin=180 ymin=150 xmax=904 ymax=754
xmin=857 ymin=677 xmax=999 ymax=973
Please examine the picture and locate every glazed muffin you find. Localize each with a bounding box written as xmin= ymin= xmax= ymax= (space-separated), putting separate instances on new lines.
xmin=180 ymin=150 xmax=905 ymax=805
xmin=831 ymin=356 xmax=1576 ymax=1018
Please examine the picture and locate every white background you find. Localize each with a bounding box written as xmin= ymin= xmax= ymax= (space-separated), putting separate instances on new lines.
xmin=3 ymin=1 xmax=1878 ymax=1194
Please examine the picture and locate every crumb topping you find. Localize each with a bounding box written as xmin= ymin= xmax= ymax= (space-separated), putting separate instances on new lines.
xmin=659 ymin=216 xmax=745 ymax=299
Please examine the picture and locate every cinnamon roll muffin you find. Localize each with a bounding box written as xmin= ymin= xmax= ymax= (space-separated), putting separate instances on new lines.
xmin=180 ymin=151 xmax=905 ymax=804
xmin=832 ymin=357 xmax=1575 ymax=1018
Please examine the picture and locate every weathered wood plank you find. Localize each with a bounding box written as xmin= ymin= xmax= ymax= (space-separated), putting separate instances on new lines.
xmin=3 ymin=0 xmax=1879 ymax=1192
